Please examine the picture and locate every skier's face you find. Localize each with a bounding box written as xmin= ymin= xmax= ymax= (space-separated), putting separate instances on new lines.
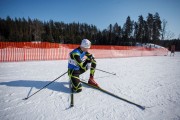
xmin=81 ymin=47 xmax=89 ymax=52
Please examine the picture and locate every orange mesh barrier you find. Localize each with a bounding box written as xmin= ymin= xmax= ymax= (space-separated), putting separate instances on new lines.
xmin=0 ymin=42 xmax=168 ymax=62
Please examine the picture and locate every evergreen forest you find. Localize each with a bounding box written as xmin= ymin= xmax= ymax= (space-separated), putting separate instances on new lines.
xmin=0 ymin=12 xmax=179 ymax=50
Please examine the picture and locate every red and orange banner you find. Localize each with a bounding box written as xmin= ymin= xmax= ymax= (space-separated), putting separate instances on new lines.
xmin=0 ymin=42 xmax=168 ymax=62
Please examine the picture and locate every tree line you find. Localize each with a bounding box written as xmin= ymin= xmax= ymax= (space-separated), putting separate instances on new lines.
xmin=0 ymin=12 xmax=180 ymax=50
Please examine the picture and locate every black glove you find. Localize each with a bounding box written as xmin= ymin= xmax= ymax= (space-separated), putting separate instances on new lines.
xmin=86 ymin=53 xmax=94 ymax=61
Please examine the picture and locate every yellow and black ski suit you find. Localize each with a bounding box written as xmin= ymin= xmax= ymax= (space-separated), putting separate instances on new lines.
xmin=68 ymin=47 xmax=96 ymax=92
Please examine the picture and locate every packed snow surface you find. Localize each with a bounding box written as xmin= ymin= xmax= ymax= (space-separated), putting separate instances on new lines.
xmin=0 ymin=52 xmax=180 ymax=120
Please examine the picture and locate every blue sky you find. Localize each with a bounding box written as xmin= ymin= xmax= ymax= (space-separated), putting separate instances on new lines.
xmin=0 ymin=0 xmax=180 ymax=39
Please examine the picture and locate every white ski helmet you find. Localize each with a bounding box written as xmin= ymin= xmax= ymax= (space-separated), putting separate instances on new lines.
xmin=80 ymin=39 xmax=91 ymax=48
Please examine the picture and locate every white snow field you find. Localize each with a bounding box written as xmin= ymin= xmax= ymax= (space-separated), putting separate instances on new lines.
xmin=0 ymin=52 xmax=180 ymax=120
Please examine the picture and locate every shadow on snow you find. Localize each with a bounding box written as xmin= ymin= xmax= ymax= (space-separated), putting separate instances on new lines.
xmin=0 ymin=80 xmax=70 ymax=94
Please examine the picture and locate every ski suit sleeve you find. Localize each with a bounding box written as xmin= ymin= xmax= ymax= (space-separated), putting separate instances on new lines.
xmin=85 ymin=52 xmax=96 ymax=64
xmin=70 ymin=53 xmax=87 ymax=71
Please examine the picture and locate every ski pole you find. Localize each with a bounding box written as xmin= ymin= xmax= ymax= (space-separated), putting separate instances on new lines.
xmin=23 ymin=71 xmax=68 ymax=100
xmin=80 ymin=80 xmax=145 ymax=110
xmin=95 ymin=68 xmax=116 ymax=75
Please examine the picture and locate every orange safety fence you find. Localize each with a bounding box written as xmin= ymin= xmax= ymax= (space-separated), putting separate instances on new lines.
xmin=0 ymin=42 xmax=169 ymax=62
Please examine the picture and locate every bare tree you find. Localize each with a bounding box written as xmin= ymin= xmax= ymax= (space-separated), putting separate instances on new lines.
xmin=165 ymin=30 xmax=175 ymax=40
xmin=161 ymin=19 xmax=167 ymax=40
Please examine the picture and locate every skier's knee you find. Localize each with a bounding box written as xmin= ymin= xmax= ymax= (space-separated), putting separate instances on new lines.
xmin=72 ymin=83 xmax=82 ymax=93
xmin=73 ymin=87 xmax=82 ymax=93
xmin=76 ymin=88 xmax=82 ymax=93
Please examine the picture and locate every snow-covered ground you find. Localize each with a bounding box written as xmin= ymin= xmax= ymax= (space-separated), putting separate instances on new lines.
xmin=0 ymin=52 xmax=180 ymax=120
